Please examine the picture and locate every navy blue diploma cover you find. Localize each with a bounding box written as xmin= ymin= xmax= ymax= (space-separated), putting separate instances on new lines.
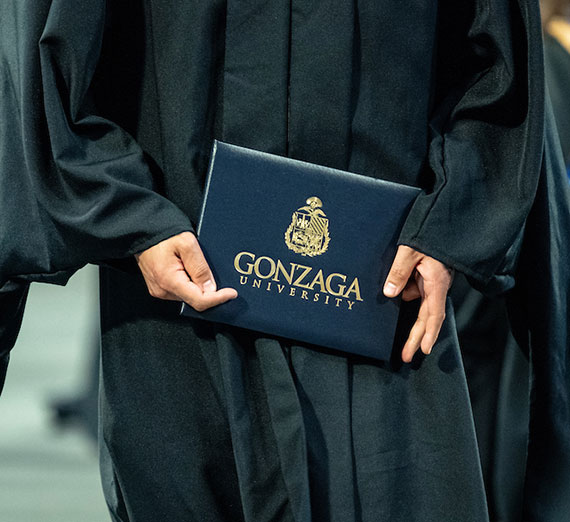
xmin=181 ymin=141 xmax=420 ymax=360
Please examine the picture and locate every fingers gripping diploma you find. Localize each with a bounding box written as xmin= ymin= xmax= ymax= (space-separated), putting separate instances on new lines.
xmin=135 ymin=232 xmax=238 ymax=312
xmin=383 ymin=245 xmax=453 ymax=363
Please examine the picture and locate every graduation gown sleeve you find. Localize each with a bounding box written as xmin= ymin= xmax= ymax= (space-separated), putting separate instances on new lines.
xmin=399 ymin=0 xmax=544 ymax=286
xmin=0 ymin=0 xmax=192 ymax=285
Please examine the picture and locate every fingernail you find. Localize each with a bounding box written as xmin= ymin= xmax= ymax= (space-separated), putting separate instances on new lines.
xmin=203 ymin=280 xmax=216 ymax=293
xmin=383 ymin=282 xmax=397 ymax=297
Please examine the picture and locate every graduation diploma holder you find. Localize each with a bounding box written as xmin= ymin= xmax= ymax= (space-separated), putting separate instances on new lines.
xmin=181 ymin=141 xmax=420 ymax=360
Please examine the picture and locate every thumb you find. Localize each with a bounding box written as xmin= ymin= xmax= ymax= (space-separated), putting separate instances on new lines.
xmin=383 ymin=245 xmax=422 ymax=298
xmin=177 ymin=233 xmax=217 ymax=293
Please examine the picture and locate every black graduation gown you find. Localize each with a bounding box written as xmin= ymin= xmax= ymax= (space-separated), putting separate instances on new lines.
xmin=450 ymin=100 xmax=570 ymax=522
xmin=0 ymin=1 xmax=555 ymax=521
xmin=507 ymin=98 xmax=570 ymax=522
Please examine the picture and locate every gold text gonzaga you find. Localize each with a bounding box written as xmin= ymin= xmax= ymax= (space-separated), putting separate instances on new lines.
xmin=233 ymin=251 xmax=363 ymax=311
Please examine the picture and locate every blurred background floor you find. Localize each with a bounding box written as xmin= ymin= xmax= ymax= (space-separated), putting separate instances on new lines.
xmin=0 ymin=266 xmax=109 ymax=522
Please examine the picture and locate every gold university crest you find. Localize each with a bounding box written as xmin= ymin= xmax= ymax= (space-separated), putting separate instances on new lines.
xmin=285 ymin=196 xmax=330 ymax=257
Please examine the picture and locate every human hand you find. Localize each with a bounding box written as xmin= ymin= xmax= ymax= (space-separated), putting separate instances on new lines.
xmin=135 ymin=231 xmax=238 ymax=312
xmin=383 ymin=245 xmax=454 ymax=363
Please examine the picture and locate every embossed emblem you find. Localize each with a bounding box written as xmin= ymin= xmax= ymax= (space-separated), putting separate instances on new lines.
xmin=285 ymin=196 xmax=330 ymax=257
